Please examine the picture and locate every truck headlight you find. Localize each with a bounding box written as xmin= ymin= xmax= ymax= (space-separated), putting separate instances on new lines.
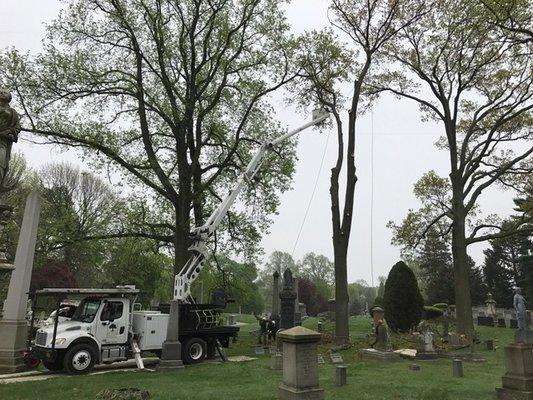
xmin=54 ymin=338 xmax=66 ymax=345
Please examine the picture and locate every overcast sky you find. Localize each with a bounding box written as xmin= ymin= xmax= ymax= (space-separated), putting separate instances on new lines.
xmin=0 ymin=0 xmax=517 ymax=285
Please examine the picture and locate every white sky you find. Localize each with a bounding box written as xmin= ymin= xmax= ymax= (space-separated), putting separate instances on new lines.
xmin=0 ymin=0 xmax=516 ymax=285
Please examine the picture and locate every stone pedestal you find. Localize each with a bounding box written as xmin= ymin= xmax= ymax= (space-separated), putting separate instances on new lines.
xmin=0 ymin=192 xmax=40 ymax=374
xmin=0 ymin=320 xmax=28 ymax=372
xmin=497 ymin=343 xmax=533 ymax=399
xmin=278 ymin=326 xmax=324 ymax=400
xmin=156 ymin=300 xmax=184 ymax=371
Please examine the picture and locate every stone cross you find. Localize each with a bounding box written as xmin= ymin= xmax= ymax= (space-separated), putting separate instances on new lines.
xmin=278 ymin=326 xmax=324 ymax=400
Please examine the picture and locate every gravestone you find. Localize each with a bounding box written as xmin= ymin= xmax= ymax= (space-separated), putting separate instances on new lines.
xmin=0 ymin=192 xmax=41 ymax=373
xmin=452 ymin=359 xmax=464 ymax=377
xmin=328 ymin=299 xmax=336 ymax=322
xmin=417 ymin=330 xmax=438 ymax=360
xmin=255 ymin=346 xmax=265 ymax=355
xmin=228 ymin=314 xmax=236 ymax=325
xmin=498 ymin=319 xmax=507 ymax=328
xmin=278 ymin=326 xmax=324 ymax=400
xmin=510 ymin=319 xmax=518 ymax=329
xmin=409 ymin=364 xmax=421 ymax=371
xmin=279 ymin=269 xmax=297 ymax=330
xmin=360 ymin=314 xmax=401 ymax=362
xmin=317 ymin=354 xmax=325 ymax=365
xmin=271 ymin=352 xmax=283 ymax=370
xmin=335 ymin=365 xmax=347 ymax=387
xmin=317 ymin=321 xmax=323 ymax=333
xmin=299 ymin=303 xmax=307 ymax=319
xmin=485 ymin=340 xmax=495 ymax=351
xmin=330 ymin=353 xmax=344 ymax=364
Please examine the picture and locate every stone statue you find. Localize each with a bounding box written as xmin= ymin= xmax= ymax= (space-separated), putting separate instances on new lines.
xmin=486 ymin=292 xmax=497 ymax=318
xmin=0 ymin=89 xmax=21 ymax=190
xmin=514 ymin=288 xmax=528 ymax=333
xmin=283 ymin=268 xmax=294 ymax=290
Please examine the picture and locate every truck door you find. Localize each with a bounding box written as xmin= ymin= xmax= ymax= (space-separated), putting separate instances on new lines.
xmin=98 ymin=299 xmax=128 ymax=344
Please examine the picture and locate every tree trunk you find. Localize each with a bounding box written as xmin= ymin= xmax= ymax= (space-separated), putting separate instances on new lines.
xmin=451 ymin=200 xmax=474 ymax=336
xmin=333 ymin=239 xmax=350 ymax=345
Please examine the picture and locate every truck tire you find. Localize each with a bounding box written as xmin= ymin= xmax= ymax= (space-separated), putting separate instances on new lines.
xmin=43 ymin=357 xmax=63 ymax=372
xmin=63 ymin=343 xmax=96 ymax=374
xmin=183 ymin=338 xmax=207 ymax=364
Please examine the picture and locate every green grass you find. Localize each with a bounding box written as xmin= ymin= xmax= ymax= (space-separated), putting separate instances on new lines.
xmin=0 ymin=315 xmax=512 ymax=400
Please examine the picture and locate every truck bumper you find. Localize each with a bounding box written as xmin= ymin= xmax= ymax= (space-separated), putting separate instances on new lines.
xmin=32 ymin=346 xmax=60 ymax=362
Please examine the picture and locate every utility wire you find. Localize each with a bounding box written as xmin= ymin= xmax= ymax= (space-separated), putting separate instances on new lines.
xmin=291 ymin=132 xmax=330 ymax=257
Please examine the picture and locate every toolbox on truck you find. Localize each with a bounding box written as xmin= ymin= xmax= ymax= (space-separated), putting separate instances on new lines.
xmin=131 ymin=311 xmax=169 ymax=350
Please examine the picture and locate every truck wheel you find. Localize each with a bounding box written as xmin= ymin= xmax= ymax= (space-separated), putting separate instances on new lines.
xmin=43 ymin=357 xmax=63 ymax=372
xmin=63 ymin=344 xmax=96 ymax=374
xmin=183 ymin=338 xmax=206 ymax=364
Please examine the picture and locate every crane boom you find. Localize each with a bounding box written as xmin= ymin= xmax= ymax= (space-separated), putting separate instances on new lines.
xmin=174 ymin=110 xmax=329 ymax=301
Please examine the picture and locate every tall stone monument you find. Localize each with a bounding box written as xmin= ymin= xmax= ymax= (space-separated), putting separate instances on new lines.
xmin=279 ymin=269 xmax=297 ymax=330
xmin=294 ymin=277 xmax=301 ymax=326
xmin=0 ymin=192 xmax=41 ymax=373
xmin=272 ymin=271 xmax=281 ymax=325
xmin=156 ymin=299 xmax=184 ymax=371
xmin=496 ymin=286 xmax=533 ymax=399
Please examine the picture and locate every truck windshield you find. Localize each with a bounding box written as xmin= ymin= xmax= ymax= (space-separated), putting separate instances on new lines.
xmin=71 ymin=299 xmax=101 ymax=323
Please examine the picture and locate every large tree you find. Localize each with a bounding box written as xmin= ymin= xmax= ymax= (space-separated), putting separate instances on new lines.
xmin=378 ymin=0 xmax=533 ymax=335
xmin=293 ymin=0 xmax=426 ymax=345
xmin=1 ymin=0 xmax=298 ymax=282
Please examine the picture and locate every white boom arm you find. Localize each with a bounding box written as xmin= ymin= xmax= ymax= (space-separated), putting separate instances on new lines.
xmin=174 ymin=110 xmax=329 ymax=301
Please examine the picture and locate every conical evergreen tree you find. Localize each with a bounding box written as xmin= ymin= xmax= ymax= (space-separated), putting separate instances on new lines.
xmin=383 ymin=261 xmax=424 ymax=332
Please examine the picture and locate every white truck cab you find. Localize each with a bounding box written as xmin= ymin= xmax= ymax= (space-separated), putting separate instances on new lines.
xmin=32 ymin=288 xmax=138 ymax=374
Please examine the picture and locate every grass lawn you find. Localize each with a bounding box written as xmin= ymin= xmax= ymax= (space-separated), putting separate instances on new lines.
xmin=0 ymin=315 xmax=513 ymax=400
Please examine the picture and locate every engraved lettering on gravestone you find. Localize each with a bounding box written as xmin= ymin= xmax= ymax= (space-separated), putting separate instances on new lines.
xmin=317 ymin=354 xmax=325 ymax=364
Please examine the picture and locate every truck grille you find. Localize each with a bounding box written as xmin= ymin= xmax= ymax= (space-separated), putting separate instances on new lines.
xmin=35 ymin=331 xmax=47 ymax=346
